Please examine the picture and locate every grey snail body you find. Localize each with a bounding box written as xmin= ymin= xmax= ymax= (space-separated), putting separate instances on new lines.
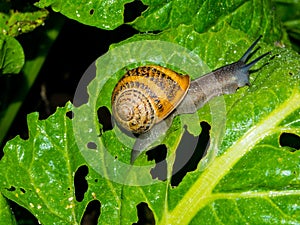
xmin=111 ymin=36 xmax=270 ymax=163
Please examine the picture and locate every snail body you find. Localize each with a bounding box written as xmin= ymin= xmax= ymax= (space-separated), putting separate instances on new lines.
xmin=111 ymin=36 xmax=270 ymax=163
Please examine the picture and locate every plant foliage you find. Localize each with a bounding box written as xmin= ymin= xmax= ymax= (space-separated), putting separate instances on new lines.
xmin=0 ymin=0 xmax=300 ymax=224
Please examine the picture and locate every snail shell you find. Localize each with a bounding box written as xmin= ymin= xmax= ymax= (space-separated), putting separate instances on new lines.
xmin=111 ymin=65 xmax=190 ymax=134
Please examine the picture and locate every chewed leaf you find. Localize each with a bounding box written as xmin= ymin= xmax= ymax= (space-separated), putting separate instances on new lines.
xmin=120 ymin=48 xmax=300 ymax=224
xmin=0 ymin=103 xmax=123 ymax=224
xmin=0 ymin=1 xmax=300 ymax=223
xmin=35 ymin=0 xmax=134 ymax=30
xmin=71 ymin=24 xmax=300 ymax=223
xmin=5 ymin=10 xmax=49 ymax=37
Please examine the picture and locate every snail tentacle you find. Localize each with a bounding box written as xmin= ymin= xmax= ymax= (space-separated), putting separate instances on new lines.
xmin=239 ymin=35 xmax=262 ymax=63
xmin=178 ymin=36 xmax=270 ymax=113
xmin=242 ymin=51 xmax=271 ymax=72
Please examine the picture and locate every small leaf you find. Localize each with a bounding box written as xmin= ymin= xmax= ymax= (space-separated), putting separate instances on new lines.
xmin=5 ymin=10 xmax=49 ymax=37
xmin=0 ymin=5 xmax=48 ymax=75
xmin=0 ymin=35 xmax=24 ymax=75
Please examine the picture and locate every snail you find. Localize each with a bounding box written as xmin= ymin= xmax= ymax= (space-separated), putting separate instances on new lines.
xmin=111 ymin=36 xmax=270 ymax=163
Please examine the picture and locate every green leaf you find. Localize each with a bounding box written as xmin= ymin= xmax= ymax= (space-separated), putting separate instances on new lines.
xmin=105 ymin=27 xmax=300 ymax=224
xmin=275 ymin=0 xmax=300 ymax=51
xmin=0 ymin=193 xmax=17 ymax=225
xmin=0 ymin=6 xmax=48 ymax=75
xmin=35 ymin=0 xmax=134 ymax=30
xmin=1 ymin=23 xmax=299 ymax=225
xmin=131 ymin=0 xmax=283 ymax=43
xmin=0 ymin=35 xmax=24 ymax=75
xmin=4 ymin=10 xmax=49 ymax=37
xmin=0 ymin=103 xmax=123 ymax=224
xmin=73 ymin=24 xmax=299 ymax=223
xmin=1 ymin=1 xmax=300 ymax=224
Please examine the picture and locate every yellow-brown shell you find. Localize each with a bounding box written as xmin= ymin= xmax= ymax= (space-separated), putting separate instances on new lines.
xmin=111 ymin=65 xmax=190 ymax=134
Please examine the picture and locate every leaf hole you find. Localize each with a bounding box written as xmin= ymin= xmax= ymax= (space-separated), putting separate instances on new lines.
xmin=74 ymin=165 xmax=89 ymax=202
xmin=9 ymin=200 xmax=39 ymax=224
xmin=89 ymin=9 xmax=94 ymax=15
xmin=73 ymin=62 xmax=96 ymax=107
xmin=81 ymin=200 xmax=101 ymax=225
xmin=20 ymin=188 xmax=26 ymax=194
xmin=124 ymin=0 xmax=148 ymax=23
xmin=269 ymin=54 xmax=277 ymax=60
xmin=289 ymin=72 xmax=294 ymax=76
xmin=6 ymin=186 xmax=16 ymax=191
xmin=133 ymin=202 xmax=155 ymax=225
xmin=147 ymin=145 xmax=167 ymax=181
xmin=97 ymin=106 xmax=113 ymax=134
xmin=66 ymin=110 xmax=74 ymax=119
xmin=171 ymin=121 xmax=211 ymax=186
xmin=87 ymin=142 xmax=97 ymax=150
xmin=279 ymin=132 xmax=300 ymax=152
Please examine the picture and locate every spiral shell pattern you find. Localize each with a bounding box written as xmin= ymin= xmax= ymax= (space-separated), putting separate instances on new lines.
xmin=111 ymin=65 xmax=190 ymax=134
